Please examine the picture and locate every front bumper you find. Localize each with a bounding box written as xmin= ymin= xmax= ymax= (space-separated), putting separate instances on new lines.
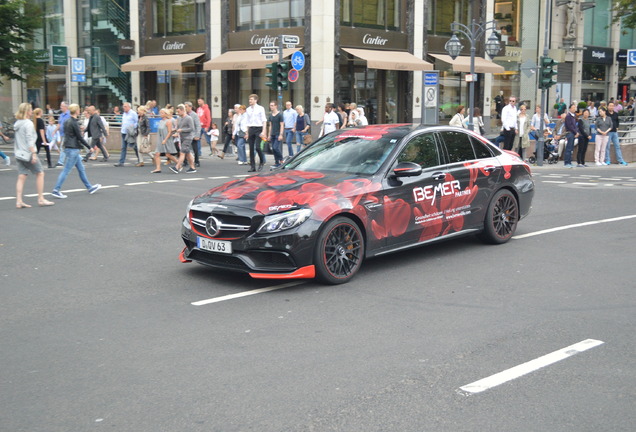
xmin=180 ymin=215 xmax=320 ymax=279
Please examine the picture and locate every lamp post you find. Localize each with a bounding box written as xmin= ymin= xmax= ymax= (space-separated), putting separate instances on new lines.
xmin=445 ymin=20 xmax=502 ymax=131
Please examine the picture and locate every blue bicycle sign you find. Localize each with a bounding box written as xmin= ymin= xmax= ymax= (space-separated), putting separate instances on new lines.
xmin=291 ymin=51 xmax=305 ymax=71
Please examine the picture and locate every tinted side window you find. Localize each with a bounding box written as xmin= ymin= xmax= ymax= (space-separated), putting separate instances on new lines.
xmin=471 ymin=136 xmax=494 ymax=159
xmin=397 ymin=133 xmax=440 ymax=168
xmin=440 ymin=131 xmax=476 ymax=163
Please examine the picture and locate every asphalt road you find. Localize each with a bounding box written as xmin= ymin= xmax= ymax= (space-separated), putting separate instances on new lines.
xmin=1 ymin=153 xmax=635 ymax=431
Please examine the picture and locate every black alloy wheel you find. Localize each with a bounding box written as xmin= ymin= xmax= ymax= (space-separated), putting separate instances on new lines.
xmin=479 ymin=189 xmax=519 ymax=244
xmin=314 ymin=217 xmax=364 ymax=284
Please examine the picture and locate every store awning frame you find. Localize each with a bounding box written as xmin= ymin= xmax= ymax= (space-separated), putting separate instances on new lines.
xmin=429 ymin=54 xmax=505 ymax=74
xmin=121 ymin=53 xmax=205 ymax=72
xmin=204 ymin=49 xmax=296 ymax=71
xmin=342 ymin=48 xmax=434 ymax=71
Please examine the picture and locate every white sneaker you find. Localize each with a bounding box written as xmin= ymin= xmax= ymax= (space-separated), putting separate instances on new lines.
xmin=88 ymin=184 xmax=102 ymax=194
xmin=595 ymin=162 xmax=602 ymax=166
xmin=5 ymin=156 xmax=10 ymax=166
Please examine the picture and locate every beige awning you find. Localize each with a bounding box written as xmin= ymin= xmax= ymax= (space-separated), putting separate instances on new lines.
xmin=204 ymin=49 xmax=296 ymax=70
xmin=121 ymin=53 xmax=204 ymax=72
xmin=343 ymin=48 xmax=433 ymax=71
xmin=429 ymin=54 xmax=505 ymax=74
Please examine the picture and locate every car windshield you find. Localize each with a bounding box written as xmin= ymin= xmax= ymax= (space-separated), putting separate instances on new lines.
xmin=282 ymin=130 xmax=401 ymax=175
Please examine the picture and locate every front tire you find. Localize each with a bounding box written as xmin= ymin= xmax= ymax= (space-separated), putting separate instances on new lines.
xmin=479 ymin=189 xmax=519 ymax=244
xmin=314 ymin=217 xmax=364 ymax=284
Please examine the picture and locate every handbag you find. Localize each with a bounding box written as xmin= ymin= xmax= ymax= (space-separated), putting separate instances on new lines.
xmin=15 ymin=148 xmax=32 ymax=163
xmin=139 ymin=135 xmax=152 ymax=153
xmin=303 ymin=133 xmax=312 ymax=145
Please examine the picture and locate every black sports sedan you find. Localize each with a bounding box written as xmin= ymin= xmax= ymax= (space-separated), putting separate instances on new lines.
xmin=180 ymin=124 xmax=534 ymax=284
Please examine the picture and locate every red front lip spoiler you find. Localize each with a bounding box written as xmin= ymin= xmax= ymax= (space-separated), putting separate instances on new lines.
xmin=250 ymin=265 xmax=315 ymax=280
xmin=180 ymin=247 xmax=314 ymax=280
xmin=179 ymin=247 xmax=192 ymax=263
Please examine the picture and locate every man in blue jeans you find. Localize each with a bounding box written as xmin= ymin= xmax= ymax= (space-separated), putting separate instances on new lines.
xmin=55 ymin=102 xmax=70 ymax=167
xmin=114 ymin=102 xmax=138 ymax=167
xmin=605 ymin=102 xmax=628 ymax=166
xmin=282 ymin=101 xmax=297 ymax=158
xmin=51 ymin=103 xmax=101 ymax=198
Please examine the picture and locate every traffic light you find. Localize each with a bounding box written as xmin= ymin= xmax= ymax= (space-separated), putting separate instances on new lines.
xmin=277 ymin=62 xmax=290 ymax=90
xmin=265 ymin=62 xmax=278 ymax=90
xmin=539 ymin=56 xmax=558 ymax=89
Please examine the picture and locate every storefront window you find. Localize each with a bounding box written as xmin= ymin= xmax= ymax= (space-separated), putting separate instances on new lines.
xmin=583 ymin=0 xmax=611 ymax=47
xmin=236 ymin=0 xmax=304 ymax=31
xmin=153 ymin=0 xmax=206 ymax=37
xmin=427 ymin=0 xmax=472 ymax=36
xmin=493 ymin=0 xmax=520 ymax=46
xmin=582 ymin=64 xmax=606 ymax=82
xmin=233 ymin=69 xmax=305 ymax=110
xmin=341 ymin=0 xmax=401 ymax=31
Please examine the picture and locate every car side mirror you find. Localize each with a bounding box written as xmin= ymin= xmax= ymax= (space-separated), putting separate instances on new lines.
xmin=393 ymin=161 xmax=422 ymax=177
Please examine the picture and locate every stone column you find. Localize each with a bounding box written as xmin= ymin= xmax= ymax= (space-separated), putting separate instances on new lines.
xmin=310 ymin=1 xmax=336 ymax=132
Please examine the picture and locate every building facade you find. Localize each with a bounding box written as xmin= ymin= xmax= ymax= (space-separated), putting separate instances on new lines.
xmin=3 ymin=0 xmax=636 ymax=129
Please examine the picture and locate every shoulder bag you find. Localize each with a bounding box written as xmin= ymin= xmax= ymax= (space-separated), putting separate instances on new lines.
xmin=139 ymin=135 xmax=152 ymax=153
xmin=15 ymin=148 xmax=32 ymax=163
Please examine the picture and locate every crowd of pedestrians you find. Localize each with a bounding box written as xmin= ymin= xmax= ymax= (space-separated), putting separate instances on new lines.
xmin=7 ymin=93 xmax=633 ymax=209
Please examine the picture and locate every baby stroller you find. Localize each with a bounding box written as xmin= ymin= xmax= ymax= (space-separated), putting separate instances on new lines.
xmin=528 ymin=137 xmax=559 ymax=164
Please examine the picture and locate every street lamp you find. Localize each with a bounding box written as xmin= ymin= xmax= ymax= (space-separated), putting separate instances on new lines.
xmin=445 ymin=20 xmax=501 ymax=131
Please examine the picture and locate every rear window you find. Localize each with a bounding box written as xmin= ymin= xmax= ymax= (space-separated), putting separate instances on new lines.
xmin=439 ymin=131 xmax=475 ymax=163
xmin=470 ymin=136 xmax=495 ymax=159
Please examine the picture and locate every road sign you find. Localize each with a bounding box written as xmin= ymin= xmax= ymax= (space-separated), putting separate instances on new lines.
xmin=259 ymin=46 xmax=280 ymax=56
xmin=628 ymin=49 xmax=636 ymax=67
xmin=291 ymin=51 xmax=305 ymax=71
xmin=50 ymin=45 xmax=67 ymax=66
xmin=425 ymin=87 xmax=437 ymax=108
xmin=282 ymin=35 xmax=300 ymax=46
xmin=71 ymin=57 xmax=86 ymax=74
xmin=288 ymin=68 xmax=299 ymax=83
xmin=71 ymin=74 xmax=86 ymax=83
xmin=424 ymin=73 xmax=438 ymax=86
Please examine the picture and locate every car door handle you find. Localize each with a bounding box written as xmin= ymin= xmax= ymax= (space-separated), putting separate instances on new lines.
xmin=432 ymin=172 xmax=446 ymax=181
xmin=484 ymin=166 xmax=497 ymax=173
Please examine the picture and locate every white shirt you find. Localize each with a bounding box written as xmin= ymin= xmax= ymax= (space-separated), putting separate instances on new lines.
xmin=322 ymin=111 xmax=340 ymax=134
xmin=501 ymin=103 xmax=518 ymax=131
xmin=245 ymin=103 xmax=267 ymax=128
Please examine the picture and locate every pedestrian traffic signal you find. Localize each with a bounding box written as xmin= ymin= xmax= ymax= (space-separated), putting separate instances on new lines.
xmin=277 ymin=62 xmax=290 ymax=90
xmin=266 ymin=62 xmax=278 ymax=90
xmin=539 ymin=56 xmax=558 ymax=89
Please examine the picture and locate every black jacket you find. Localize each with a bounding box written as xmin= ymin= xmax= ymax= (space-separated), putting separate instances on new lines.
xmin=87 ymin=113 xmax=108 ymax=140
xmin=63 ymin=116 xmax=90 ymax=150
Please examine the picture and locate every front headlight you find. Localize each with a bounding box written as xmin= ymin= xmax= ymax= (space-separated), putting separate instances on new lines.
xmin=257 ymin=208 xmax=312 ymax=234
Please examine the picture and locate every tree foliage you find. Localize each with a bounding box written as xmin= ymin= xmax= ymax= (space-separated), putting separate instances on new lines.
xmin=613 ymin=0 xmax=636 ymax=29
xmin=0 ymin=0 xmax=43 ymax=85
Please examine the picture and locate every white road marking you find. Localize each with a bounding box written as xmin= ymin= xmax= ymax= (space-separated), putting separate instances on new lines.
xmin=100 ymin=185 xmax=119 ymax=189
xmin=181 ymin=177 xmax=205 ymax=181
xmin=459 ymin=339 xmax=604 ymax=394
xmin=542 ymin=180 xmax=567 ymax=184
xmin=191 ymin=281 xmax=304 ymax=306
xmin=124 ymin=182 xmax=151 ymax=186
xmin=572 ymin=182 xmax=598 ymax=186
xmin=513 ymin=214 xmax=636 ymax=239
xmin=153 ymin=179 xmax=179 ymax=183
xmin=208 ymin=176 xmax=230 ymax=179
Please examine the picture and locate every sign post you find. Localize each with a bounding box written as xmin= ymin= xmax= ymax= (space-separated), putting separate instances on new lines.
xmin=422 ymin=71 xmax=439 ymax=126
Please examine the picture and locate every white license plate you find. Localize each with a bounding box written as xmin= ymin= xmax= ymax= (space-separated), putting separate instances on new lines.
xmin=197 ymin=237 xmax=232 ymax=254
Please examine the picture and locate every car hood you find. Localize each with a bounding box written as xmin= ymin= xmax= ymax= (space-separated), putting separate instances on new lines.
xmin=194 ymin=170 xmax=382 ymax=219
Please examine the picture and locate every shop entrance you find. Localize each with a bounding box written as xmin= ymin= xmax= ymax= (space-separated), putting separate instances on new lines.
xmin=338 ymin=61 xmax=408 ymax=124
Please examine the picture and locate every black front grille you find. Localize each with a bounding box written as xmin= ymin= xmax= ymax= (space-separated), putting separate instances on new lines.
xmin=190 ymin=210 xmax=253 ymax=239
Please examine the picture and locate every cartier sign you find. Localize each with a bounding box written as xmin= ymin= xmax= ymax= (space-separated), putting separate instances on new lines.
xmin=145 ymin=35 xmax=205 ymax=55
xmin=229 ymin=28 xmax=304 ymax=50
xmin=341 ymin=27 xmax=406 ymax=50
xmin=362 ymin=34 xmax=388 ymax=46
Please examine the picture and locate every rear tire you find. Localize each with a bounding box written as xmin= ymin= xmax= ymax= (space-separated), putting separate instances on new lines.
xmin=314 ymin=217 xmax=364 ymax=284
xmin=479 ymin=189 xmax=519 ymax=244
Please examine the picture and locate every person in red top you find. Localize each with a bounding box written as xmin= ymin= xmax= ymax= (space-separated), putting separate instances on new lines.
xmin=197 ymin=98 xmax=211 ymax=151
